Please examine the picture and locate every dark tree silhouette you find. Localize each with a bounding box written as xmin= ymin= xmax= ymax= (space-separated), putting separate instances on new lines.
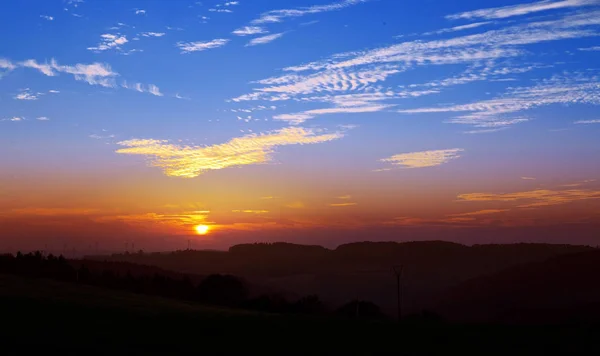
xmin=335 ymin=300 xmax=386 ymax=320
xmin=197 ymin=274 xmax=249 ymax=307
xmin=292 ymin=295 xmax=326 ymax=315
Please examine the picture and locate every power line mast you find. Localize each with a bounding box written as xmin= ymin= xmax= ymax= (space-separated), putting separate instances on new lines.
xmin=392 ymin=265 xmax=404 ymax=322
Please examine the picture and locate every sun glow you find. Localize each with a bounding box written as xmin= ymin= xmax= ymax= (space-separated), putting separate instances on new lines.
xmin=195 ymin=224 xmax=210 ymax=235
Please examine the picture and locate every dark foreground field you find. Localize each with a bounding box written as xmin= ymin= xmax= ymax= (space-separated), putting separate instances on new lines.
xmin=1 ymin=274 xmax=599 ymax=355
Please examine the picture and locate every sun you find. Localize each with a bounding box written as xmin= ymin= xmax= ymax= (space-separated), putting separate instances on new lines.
xmin=195 ymin=224 xmax=210 ymax=235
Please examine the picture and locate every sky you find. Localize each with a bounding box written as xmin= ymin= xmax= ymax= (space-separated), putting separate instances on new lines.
xmin=1 ymin=0 xmax=600 ymax=254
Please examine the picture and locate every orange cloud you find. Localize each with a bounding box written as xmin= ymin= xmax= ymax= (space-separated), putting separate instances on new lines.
xmin=329 ymin=202 xmax=358 ymax=207
xmin=232 ymin=210 xmax=270 ymax=214
xmin=284 ymin=201 xmax=305 ymax=209
xmin=4 ymin=207 xmax=101 ymax=216
xmin=116 ymin=127 xmax=343 ymax=178
xmin=457 ymin=188 xmax=600 ymax=208
xmin=447 ymin=209 xmax=509 ymax=217
xmin=379 ymin=148 xmax=464 ymax=169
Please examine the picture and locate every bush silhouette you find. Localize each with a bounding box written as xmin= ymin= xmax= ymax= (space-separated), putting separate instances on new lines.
xmin=197 ymin=274 xmax=248 ymax=307
xmin=292 ymin=295 xmax=326 ymax=315
xmin=335 ymin=300 xmax=385 ymax=320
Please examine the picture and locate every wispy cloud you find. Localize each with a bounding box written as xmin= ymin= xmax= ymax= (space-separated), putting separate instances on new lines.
xmin=87 ymin=33 xmax=128 ymax=52
xmin=174 ymin=93 xmax=190 ymax=100
xmin=140 ymin=32 xmax=165 ymax=37
xmin=447 ymin=209 xmax=509 ymax=217
xmin=1 ymin=117 xmax=24 ymax=122
xmin=232 ymin=26 xmax=268 ymax=36
xmin=445 ymin=0 xmax=599 ymax=20
xmin=329 ymin=202 xmax=357 ymax=207
xmin=121 ymin=81 xmax=163 ymax=96
xmin=135 ymin=9 xmax=146 ymax=15
xmin=579 ymin=46 xmax=600 ymax=51
xmin=458 ymin=188 xmax=600 ymax=208
xmin=521 ymin=176 xmax=537 ymax=180
xmin=0 ymin=58 xmax=17 ymax=71
xmin=273 ymin=104 xmax=393 ymax=124
xmin=19 ymin=59 xmax=118 ymax=87
xmin=284 ymin=10 xmax=600 ymax=73
xmin=231 ymin=9 xmax=600 ymax=127
xmin=176 ymin=39 xmax=229 ymax=53
xmin=14 ymin=88 xmax=40 ymax=100
xmin=379 ymin=149 xmax=464 ymax=169
xmin=36 ymin=117 xmax=50 ymax=121
xmin=40 ymin=15 xmax=54 ymax=21
xmin=234 ymin=66 xmax=401 ymax=101
xmin=574 ymin=119 xmax=600 ymax=124
xmin=232 ymin=210 xmax=270 ymax=214
xmin=246 ymin=33 xmax=286 ymax=46
xmin=251 ymin=0 xmax=371 ymax=24
xmin=209 ymin=8 xmax=233 ymax=13
xmin=399 ymin=74 xmax=600 ymax=129
xmin=423 ymin=21 xmax=492 ymax=36
xmin=116 ymin=127 xmax=344 ymax=178
xmin=148 ymin=84 xmax=163 ymax=97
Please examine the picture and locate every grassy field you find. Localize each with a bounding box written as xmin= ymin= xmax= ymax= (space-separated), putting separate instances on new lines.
xmin=0 ymin=274 xmax=599 ymax=355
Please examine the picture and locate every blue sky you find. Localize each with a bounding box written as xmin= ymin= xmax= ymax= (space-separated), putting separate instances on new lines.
xmin=1 ymin=0 xmax=600 ymax=251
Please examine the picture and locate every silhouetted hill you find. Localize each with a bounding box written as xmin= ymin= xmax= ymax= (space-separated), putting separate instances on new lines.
xmin=433 ymin=250 xmax=600 ymax=324
xmin=88 ymin=241 xmax=595 ymax=315
xmin=3 ymin=274 xmax=600 ymax=354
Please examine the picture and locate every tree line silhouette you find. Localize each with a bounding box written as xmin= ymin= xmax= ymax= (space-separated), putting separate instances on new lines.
xmin=0 ymin=251 xmax=386 ymax=320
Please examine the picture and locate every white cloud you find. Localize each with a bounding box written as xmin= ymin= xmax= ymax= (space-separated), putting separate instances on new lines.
xmin=148 ymin=84 xmax=163 ymax=97
xmin=445 ymin=0 xmax=599 ymax=20
xmin=283 ymin=10 xmax=600 ymax=72
xmin=251 ymin=0 xmax=371 ymax=24
xmin=209 ymin=8 xmax=233 ymax=13
xmin=121 ymin=81 xmax=163 ymax=96
xmin=574 ymin=119 xmax=600 ymax=124
xmin=140 ymin=32 xmax=165 ymax=37
xmin=48 ymin=90 xmax=60 ymax=93
xmin=7 ymin=58 xmax=118 ymax=87
xmin=176 ymin=39 xmax=229 ymax=53
xmin=238 ymin=66 xmax=401 ymax=99
xmin=36 ymin=117 xmax=50 ymax=121
xmin=0 ymin=58 xmax=16 ymax=71
xmin=50 ymin=60 xmax=118 ymax=87
xmin=231 ymin=8 xmax=600 ymax=127
xmin=20 ymin=59 xmax=56 ymax=76
xmin=232 ymin=26 xmax=268 ymax=36
xmin=423 ymin=21 xmax=492 ymax=36
xmin=135 ymin=9 xmax=146 ymax=15
xmin=174 ymin=93 xmax=190 ymax=100
xmin=2 ymin=117 xmax=24 ymax=122
xmin=87 ymin=33 xmax=128 ymax=52
xmin=246 ymin=32 xmax=286 ymax=46
xmin=399 ymin=74 xmax=600 ymax=128
xmin=579 ymin=46 xmax=600 ymax=51
xmin=274 ymin=104 xmax=393 ymax=124
xmin=14 ymin=89 xmax=40 ymax=100
xmin=40 ymin=15 xmax=54 ymax=21
xmin=380 ymin=149 xmax=464 ymax=169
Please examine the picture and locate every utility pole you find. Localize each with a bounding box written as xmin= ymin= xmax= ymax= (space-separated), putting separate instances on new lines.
xmin=393 ymin=265 xmax=404 ymax=322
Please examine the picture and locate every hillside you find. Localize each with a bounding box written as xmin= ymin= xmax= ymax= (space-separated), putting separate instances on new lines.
xmin=1 ymin=274 xmax=599 ymax=355
xmin=88 ymin=241 xmax=595 ymax=315
xmin=433 ymin=250 xmax=600 ymax=324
